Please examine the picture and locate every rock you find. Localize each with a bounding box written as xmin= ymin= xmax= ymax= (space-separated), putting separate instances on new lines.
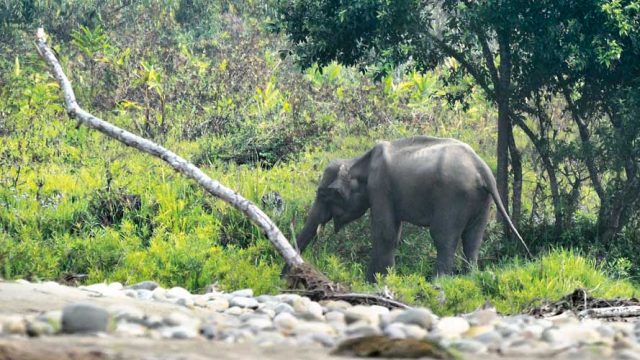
xmin=109 ymin=305 xmax=145 ymax=323
xmin=345 ymin=321 xmax=381 ymax=337
xmin=541 ymin=324 xmax=601 ymax=345
xmin=473 ymin=330 xmax=503 ymax=344
xmin=344 ymin=305 xmax=388 ymax=325
xmin=255 ymin=307 xmax=276 ymax=319
xmin=136 ymin=289 xmax=154 ymax=300
xmin=229 ymin=297 xmax=259 ymax=309
xmin=256 ymin=295 xmax=278 ymax=303
xmin=143 ymin=315 xmax=164 ymax=329
xmin=115 ymin=322 xmax=147 ymax=337
xmin=242 ymin=316 xmax=274 ymax=333
xmin=383 ymin=323 xmax=407 ymax=339
xmin=392 ymin=308 xmax=436 ymax=329
xmin=311 ymin=333 xmax=336 ymax=347
xmin=200 ymin=323 xmax=217 ymax=339
xmin=274 ymin=303 xmax=295 ymax=315
xmin=81 ymin=283 xmax=121 ymax=297
xmin=208 ymin=298 xmax=230 ymax=312
xmin=451 ymin=339 xmax=488 ymax=354
xmin=274 ymin=312 xmax=299 ymax=334
xmin=299 ymin=301 xmax=324 ymax=321
xmin=36 ymin=310 xmax=61 ymax=332
xmin=193 ymin=296 xmax=209 ymax=308
xmin=293 ymin=321 xmax=336 ymax=337
xmin=161 ymin=325 xmax=198 ymax=339
xmin=164 ymin=312 xmax=198 ymax=327
xmin=403 ymin=324 xmax=428 ymax=340
xmin=466 ymin=308 xmax=499 ymax=326
xmin=123 ymin=289 xmax=137 ymax=298
xmin=2 ymin=316 xmax=26 ymax=335
xmin=616 ymin=349 xmax=640 ymax=360
xmin=176 ymin=297 xmax=195 ymax=308
xmin=108 ymin=282 xmax=124 ymax=291
xmin=15 ymin=279 xmax=30 ymax=284
xmin=435 ymin=317 xmax=470 ymax=339
xmin=152 ymin=287 xmax=167 ymax=301
xmin=255 ymin=331 xmax=287 ymax=346
xmin=321 ymin=300 xmax=353 ymax=312
xmin=225 ymin=306 xmax=245 ymax=316
xmin=127 ymin=281 xmax=159 ymax=291
xmin=325 ymin=311 xmax=346 ymax=323
xmin=166 ymin=286 xmax=191 ymax=299
xmin=61 ymin=303 xmax=110 ymax=333
xmin=26 ymin=320 xmax=54 ymax=337
xmin=231 ymin=289 xmax=254 ymax=298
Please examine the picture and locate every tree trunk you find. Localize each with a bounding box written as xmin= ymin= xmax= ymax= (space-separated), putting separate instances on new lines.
xmin=495 ymin=31 xmax=512 ymax=231
xmin=507 ymin=126 xmax=522 ymax=227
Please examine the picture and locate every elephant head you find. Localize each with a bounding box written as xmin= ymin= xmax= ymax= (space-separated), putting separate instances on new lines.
xmin=295 ymin=158 xmax=371 ymax=254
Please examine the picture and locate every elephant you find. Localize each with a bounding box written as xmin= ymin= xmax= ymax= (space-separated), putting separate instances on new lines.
xmin=291 ymin=135 xmax=529 ymax=282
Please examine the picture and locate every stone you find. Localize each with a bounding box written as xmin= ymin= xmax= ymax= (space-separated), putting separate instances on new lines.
xmin=383 ymin=323 xmax=407 ymax=339
xmin=243 ymin=316 xmax=274 ymax=333
xmin=164 ymin=312 xmax=198 ymax=327
xmin=344 ymin=305 xmax=387 ymax=325
xmin=229 ymin=296 xmax=259 ymax=309
xmin=26 ymin=320 xmax=54 ymax=337
xmin=256 ymin=295 xmax=278 ymax=303
xmin=127 ymin=281 xmax=159 ymax=291
xmin=208 ymin=298 xmax=230 ymax=312
xmin=274 ymin=303 xmax=295 ymax=315
xmin=293 ymin=321 xmax=336 ymax=337
xmin=321 ymin=300 xmax=353 ymax=312
xmin=392 ymin=308 xmax=436 ymax=330
xmin=541 ymin=324 xmax=601 ymax=345
xmin=300 ymin=301 xmax=324 ymax=320
xmin=166 ymin=286 xmax=192 ymax=299
xmin=403 ymin=324 xmax=428 ymax=339
xmin=108 ymin=282 xmax=123 ymax=291
xmin=311 ymin=333 xmax=336 ymax=347
xmin=274 ymin=312 xmax=299 ymax=334
xmin=115 ymin=322 xmax=147 ymax=337
xmin=143 ymin=315 xmax=164 ymax=329
xmin=345 ymin=321 xmax=381 ymax=337
xmin=230 ymin=289 xmax=254 ymax=298
xmin=81 ymin=283 xmax=122 ymax=297
xmin=451 ymin=339 xmax=488 ymax=354
xmin=435 ymin=317 xmax=470 ymax=339
xmin=255 ymin=307 xmax=276 ymax=319
xmin=152 ymin=287 xmax=167 ymax=301
xmin=225 ymin=306 xmax=245 ymax=316
xmin=466 ymin=308 xmax=499 ymax=326
xmin=176 ymin=297 xmax=195 ymax=308
xmin=36 ymin=310 xmax=61 ymax=331
xmin=255 ymin=331 xmax=287 ymax=346
xmin=616 ymin=349 xmax=640 ymax=360
xmin=136 ymin=289 xmax=154 ymax=300
xmin=200 ymin=324 xmax=217 ymax=339
xmin=325 ymin=311 xmax=345 ymax=323
xmin=109 ymin=305 xmax=145 ymax=323
xmin=2 ymin=316 xmax=26 ymax=335
xmin=61 ymin=303 xmax=110 ymax=334
xmin=193 ymin=296 xmax=209 ymax=308
xmin=474 ymin=330 xmax=503 ymax=344
xmin=162 ymin=325 xmax=198 ymax=339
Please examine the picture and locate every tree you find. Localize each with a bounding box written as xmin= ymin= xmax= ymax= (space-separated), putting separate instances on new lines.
xmin=276 ymin=0 xmax=574 ymax=231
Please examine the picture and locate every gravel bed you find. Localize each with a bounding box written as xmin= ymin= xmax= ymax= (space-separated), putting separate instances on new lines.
xmin=2 ymin=279 xmax=640 ymax=359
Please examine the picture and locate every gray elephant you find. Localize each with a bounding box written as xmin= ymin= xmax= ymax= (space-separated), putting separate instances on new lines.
xmin=292 ymin=136 xmax=529 ymax=282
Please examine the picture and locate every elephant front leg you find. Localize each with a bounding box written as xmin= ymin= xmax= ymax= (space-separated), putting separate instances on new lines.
xmin=430 ymin=222 xmax=463 ymax=276
xmin=366 ymin=211 xmax=401 ymax=282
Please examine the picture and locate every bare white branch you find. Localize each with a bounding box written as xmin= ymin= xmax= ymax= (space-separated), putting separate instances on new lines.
xmin=34 ymin=28 xmax=304 ymax=268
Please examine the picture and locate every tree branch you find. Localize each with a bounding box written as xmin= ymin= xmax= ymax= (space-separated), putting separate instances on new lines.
xmin=34 ymin=28 xmax=303 ymax=269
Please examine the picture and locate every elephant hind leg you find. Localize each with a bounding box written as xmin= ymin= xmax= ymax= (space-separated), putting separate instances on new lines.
xmin=430 ymin=223 xmax=463 ymax=277
xmin=461 ymin=209 xmax=490 ymax=272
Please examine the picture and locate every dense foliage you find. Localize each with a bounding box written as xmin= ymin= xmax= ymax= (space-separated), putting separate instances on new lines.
xmin=1 ymin=0 xmax=639 ymax=314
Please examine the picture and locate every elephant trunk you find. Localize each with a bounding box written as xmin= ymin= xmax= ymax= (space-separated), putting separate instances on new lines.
xmin=281 ymin=200 xmax=330 ymax=277
xmin=295 ymin=200 xmax=331 ymax=254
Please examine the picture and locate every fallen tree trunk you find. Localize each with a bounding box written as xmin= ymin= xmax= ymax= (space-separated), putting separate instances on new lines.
xmin=578 ymin=306 xmax=640 ymax=319
xmin=34 ymin=29 xmax=408 ymax=309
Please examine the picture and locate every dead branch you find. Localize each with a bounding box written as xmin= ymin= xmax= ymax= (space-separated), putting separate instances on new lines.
xmin=578 ymin=306 xmax=640 ymax=319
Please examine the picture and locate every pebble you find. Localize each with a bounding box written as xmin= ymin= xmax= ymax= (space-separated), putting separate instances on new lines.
xmin=229 ymin=297 xmax=259 ymax=309
xmin=6 ymin=278 xmax=640 ymax=359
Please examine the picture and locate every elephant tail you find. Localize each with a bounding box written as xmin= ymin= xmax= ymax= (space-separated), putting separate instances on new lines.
xmin=483 ymin=167 xmax=533 ymax=258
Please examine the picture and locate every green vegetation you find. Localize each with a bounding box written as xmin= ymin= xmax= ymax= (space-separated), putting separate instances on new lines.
xmin=1 ymin=1 xmax=639 ymax=315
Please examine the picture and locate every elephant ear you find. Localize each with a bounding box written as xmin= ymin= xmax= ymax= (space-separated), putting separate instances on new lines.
xmin=327 ymin=163 xmax=351 ymax=201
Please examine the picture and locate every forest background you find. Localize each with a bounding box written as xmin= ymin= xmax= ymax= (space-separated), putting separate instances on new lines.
xmin=1 ymin=0 xmax=640 ymax=315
